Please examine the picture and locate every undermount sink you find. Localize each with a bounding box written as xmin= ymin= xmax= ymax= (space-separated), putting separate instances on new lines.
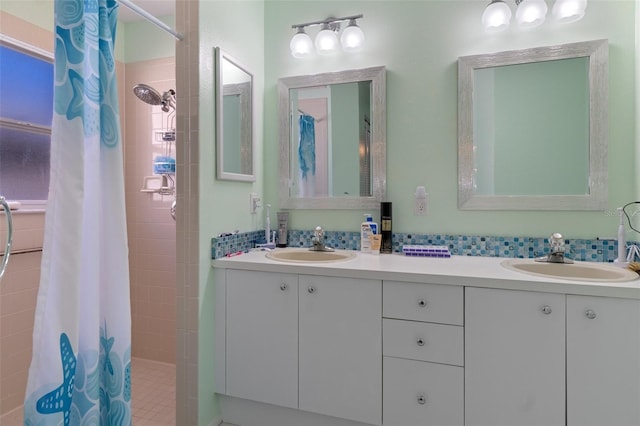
xmin=501 ymin=259 xmax=639 ymax=282
xmin=266 ymin=248 xmax=356 ymax=263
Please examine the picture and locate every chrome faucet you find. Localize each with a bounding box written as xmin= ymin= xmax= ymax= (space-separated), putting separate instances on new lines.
xmin=536 ymin=233 xmax=573 ymax=264
xmin=310 ymin=226 xmax=334 ymax=252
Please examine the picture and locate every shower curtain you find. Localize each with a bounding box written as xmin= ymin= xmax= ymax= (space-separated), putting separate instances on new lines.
xmin=24 ymin=0 xmax=131 ymax=424
xmin=298 ymin=114 xmax=316 ymax=197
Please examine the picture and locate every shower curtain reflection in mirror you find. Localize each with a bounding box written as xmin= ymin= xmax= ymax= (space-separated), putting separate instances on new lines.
xmin=296 ymin=95 xmax=328 ymax=197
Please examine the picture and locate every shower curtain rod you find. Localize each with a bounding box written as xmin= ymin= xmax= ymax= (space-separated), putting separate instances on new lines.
xmin=117 ymin=0 xmax=183 ymax=41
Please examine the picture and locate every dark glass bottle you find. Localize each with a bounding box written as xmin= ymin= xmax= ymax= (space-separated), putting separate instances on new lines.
xmin=380 ymin=202 xmax=392 ymax=253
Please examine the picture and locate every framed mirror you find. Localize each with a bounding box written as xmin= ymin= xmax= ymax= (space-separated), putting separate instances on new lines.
xmin=458 ymin=40 xmax=608 ymax=210
xmin=278 ymin=66 xmax=386 ymax=209
xmin=215 ymin=47 xmax=254 ymax=181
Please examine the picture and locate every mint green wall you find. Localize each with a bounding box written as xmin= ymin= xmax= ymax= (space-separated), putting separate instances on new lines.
xmin=199 ymin=1 xmax=265 ymax=236
xmin=198 ymin=2 xmax=265 ymax=424
xmin=264 ymin=0 xmax=636 ymax=239
xmin=636 ymin=0 xmax=640 ymax=209
xmin=122 ymin=16 xmax=175 ymax=62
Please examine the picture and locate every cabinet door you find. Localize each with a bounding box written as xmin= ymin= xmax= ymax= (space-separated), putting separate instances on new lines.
xmin=226 ymin=270 xmax=298 ymax=408
xmin=567 ymin=295 xmax=640 ymax=426
xmin=299 ymin=275 xmax=382 ymax=425
xmin=465 ymin=287 xmax=565 ymax=426
xmin=384 ymin=356 xmax=463 ymax=426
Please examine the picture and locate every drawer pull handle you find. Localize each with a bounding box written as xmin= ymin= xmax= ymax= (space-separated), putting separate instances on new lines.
xmin=280 ymin=283 xmax=288 ymax=291
xmin=541 ymin=305 xmax=552 ymax=315
xmin=308 ymin=286 xmax=316 ymax=294
xmin=417 ymin=394 xmax=426 ymax=405
xmin=417 ymin=299 xmax=427 ymax=308
xmin=416 ymin=338 xmax=425 ymax=347
xmin=585 ymin=309 xmax=597 ymax=319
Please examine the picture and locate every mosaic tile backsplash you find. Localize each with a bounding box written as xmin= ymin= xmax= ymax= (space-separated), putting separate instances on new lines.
xmin=212 ymin=229 xmax=636 ymax=263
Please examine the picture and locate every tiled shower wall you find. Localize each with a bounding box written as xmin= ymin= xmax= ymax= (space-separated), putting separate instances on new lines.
xmin=124 ymin=58 xmax=176 ymax=364
xmin=0 ymin=213 xmax=44 ymax=416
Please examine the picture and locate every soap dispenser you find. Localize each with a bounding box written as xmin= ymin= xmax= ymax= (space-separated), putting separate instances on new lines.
xmin=361 ymin=214 xmax=377 ymax=253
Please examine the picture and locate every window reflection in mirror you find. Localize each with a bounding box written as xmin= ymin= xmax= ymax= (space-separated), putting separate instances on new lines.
xmin=215 ymin=47 xmax=254 ymax=182
xmin=289 ymin=81 xmax=372 ymax=198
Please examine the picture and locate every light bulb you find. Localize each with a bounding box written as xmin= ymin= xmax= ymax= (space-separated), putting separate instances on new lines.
xmin=481 ymin=0 xmax=512 ymax=32
xmin=552 ymin=0 xmax=587 ymax=23
xmin=315 ymin=23 xmax=339 ymax=55
xmin=515 ymin=0 xmax=548 ymax=28
xmin=290 ymin=27 xmax=313 ymax=58
xmin=340 ymin=19 xmax=365 ymax=52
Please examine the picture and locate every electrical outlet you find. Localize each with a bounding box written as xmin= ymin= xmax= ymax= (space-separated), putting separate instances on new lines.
xmin=414 ymin=196 xmax=428 ymax=215
xmin=249 ymin=193 xmax=260 ymax=214
xmin=414 ymin=186 xmax=428 ymax=216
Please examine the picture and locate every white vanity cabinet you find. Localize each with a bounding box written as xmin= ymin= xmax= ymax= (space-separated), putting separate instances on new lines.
xmin=465 ymin=287 xmax=566 ymax=426
xmin=382 ymin=281 xmax=464 ymax=426
xmin=214 ymin=252 xmax=640 ymax=426
xmin=225 ymin=269 xmax=299 ymax=408
xmin=566 ymin=295 xmax=640 ymax=426
xmin=299 ymin=275 xmax=382 ymax=425
xmin=466 ymin=288 xmax=640 ymax=426
xmin=222 ymin=270 xmax=382 ymax=425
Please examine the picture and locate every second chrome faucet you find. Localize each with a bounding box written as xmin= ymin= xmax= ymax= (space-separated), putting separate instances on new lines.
xmin=536 ymin=233 xmax=573 ymax=264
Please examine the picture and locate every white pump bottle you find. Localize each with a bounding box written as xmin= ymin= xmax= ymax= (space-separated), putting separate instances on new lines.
xmin=615 ymin=207 xmax=628 ymax=266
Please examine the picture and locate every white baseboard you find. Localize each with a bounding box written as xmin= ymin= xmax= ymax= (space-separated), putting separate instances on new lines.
xmin=218 ymin=395 xmax=378 ymax=426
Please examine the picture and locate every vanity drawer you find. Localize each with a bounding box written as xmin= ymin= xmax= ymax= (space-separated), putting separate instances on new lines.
xmin=383 ymin=356 xmax=463 ymax=426
xmin=383 ymin=281 xmax=463 ymax=325
xmin=383 ymin=318 xmax=464 ymax=366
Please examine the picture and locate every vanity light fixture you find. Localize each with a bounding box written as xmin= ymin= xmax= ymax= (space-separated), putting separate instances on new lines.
xmin=290 ymin=27 xmax=314 ymax=58
xmin=340 ymin=19 xmax=366 ymax=52
xmin=515 ymin=0 xmax=548 ymax=28
xmin=482 ymin=0 xmax=586 ymax=32
xmin=290 ymin=14 xmax=364 ymax=58
xmin=315 ymin=22 xmax=340 ymax=55
xmin=481 ymin=0 xmax=513 ymax=32
xmin=551 ymin=0 xmax=587 ymax=22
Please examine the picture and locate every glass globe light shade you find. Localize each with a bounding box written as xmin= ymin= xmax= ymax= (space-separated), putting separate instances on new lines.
xmin=290 ymin=28 xmax=313 ymax=58
xmin=481 ymin=0 xmax=512 ymax=32
xmin=515 ymin=0 xmax=548 ymax=28
xmin=552 ymin=0 xmax=587 ymax=23
xmin=315 ymin=23 xmax=339 ymax=55
xmin=340 ymin=19 xmax=365 ymax=52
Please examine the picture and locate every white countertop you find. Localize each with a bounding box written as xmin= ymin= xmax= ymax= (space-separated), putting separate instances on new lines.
xmin=212 ymin=248 xmax=640 ymax=299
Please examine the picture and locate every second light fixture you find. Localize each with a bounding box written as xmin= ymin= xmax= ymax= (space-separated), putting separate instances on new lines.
xmin=290 ymin=15 xmax=364 ymax=58
xmin=482 ymin=0 xmax=587 ymax=32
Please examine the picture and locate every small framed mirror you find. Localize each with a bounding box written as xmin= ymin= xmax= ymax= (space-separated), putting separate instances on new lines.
xmin=278 ymin=66 xmax=386 ymax=209
xmin=458 ymin=40 xmax=608 ymax=210
xmin=215 ymin=47 xmax=254 ymax=182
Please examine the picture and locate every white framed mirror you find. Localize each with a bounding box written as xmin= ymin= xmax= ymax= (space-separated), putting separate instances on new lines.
xmin=458 ymin=39 xmax=608 ymax=210
xmin=278 ymin=66 xmax=386 ymax=209
xmin=215 ymin=47 xmax=254 ymax=182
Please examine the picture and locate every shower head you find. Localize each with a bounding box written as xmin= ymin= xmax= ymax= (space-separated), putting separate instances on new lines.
xmin=134 ymin=84 xmax=176 ymax=113
xmin=133 ymin=83 xmax=163 ymax=106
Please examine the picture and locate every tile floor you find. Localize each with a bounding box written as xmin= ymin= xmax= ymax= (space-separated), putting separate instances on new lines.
xmin=0 ymin=357 xmax=176 ymax=425
xmin=131 ymin=357 xmax=176 ymax=425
